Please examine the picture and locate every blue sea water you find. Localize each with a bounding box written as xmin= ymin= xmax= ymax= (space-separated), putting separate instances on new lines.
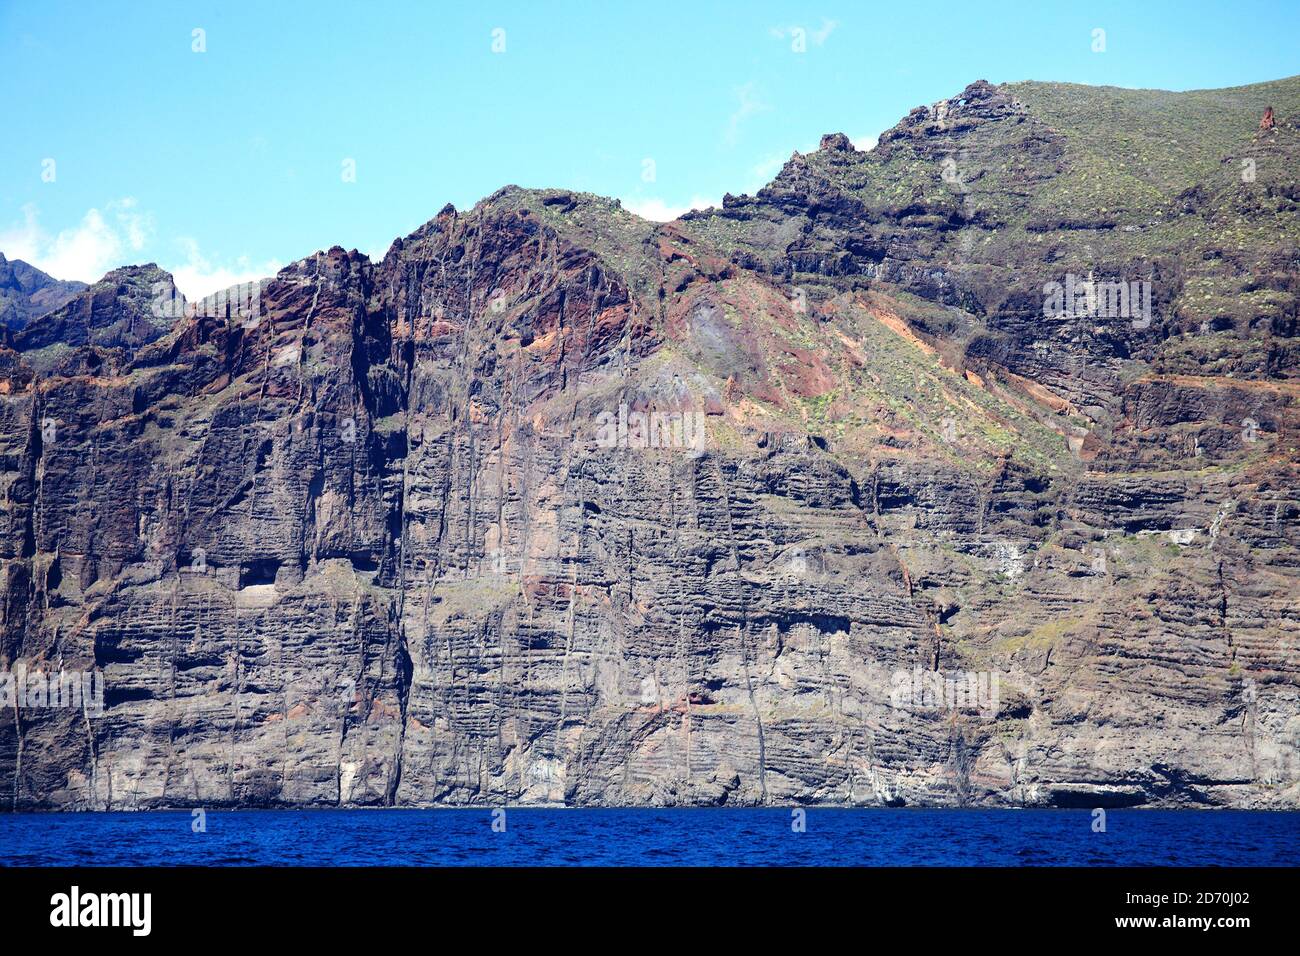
xmin=0 ymin=808 xmax=1295 ymax=866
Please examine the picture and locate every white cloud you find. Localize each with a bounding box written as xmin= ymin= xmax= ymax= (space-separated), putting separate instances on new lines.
xmin=725 ymin=81 xmax=769 ymax=147
xmin=852 ymin=132 xmax=879 ymax=152
xmin=0 ymin=201 xmax=281 ymax=303
xmin=621 ymin=196 xmax=721 ymax=222
xmin=0 ymin=199 xmax=152 ymax=282
xmin=167 ymin=237 xmax=282 ymax=302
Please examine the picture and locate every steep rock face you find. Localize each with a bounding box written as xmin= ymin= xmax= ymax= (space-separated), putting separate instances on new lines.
xmin=1 ymin=80 xmax=1298 ymax=810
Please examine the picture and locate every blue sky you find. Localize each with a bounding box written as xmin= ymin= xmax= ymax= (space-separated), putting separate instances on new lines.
xmin=3 ymin=0 xmax=1298 ymax=297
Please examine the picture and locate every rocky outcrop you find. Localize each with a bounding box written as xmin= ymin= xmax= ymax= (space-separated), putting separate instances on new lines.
xmin=1 ymin=77 xmax=1297 ymax=810
xmin=10 ymin=264 xmax=180 ymax=374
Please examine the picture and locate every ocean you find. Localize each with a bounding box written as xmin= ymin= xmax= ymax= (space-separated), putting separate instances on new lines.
xmin=1 ymin=808 xmax=1296 ymax=866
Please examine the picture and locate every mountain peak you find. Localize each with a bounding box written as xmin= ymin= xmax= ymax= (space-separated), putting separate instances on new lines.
xmin=819 ymin=132 xmax=855 ymax=152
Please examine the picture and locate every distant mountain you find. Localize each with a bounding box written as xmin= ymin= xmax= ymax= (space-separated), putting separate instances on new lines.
xmin=0 ymin=76 xmax=1296 ymax=811
xmin=0 ymin=253 xmax=86 ymax=331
